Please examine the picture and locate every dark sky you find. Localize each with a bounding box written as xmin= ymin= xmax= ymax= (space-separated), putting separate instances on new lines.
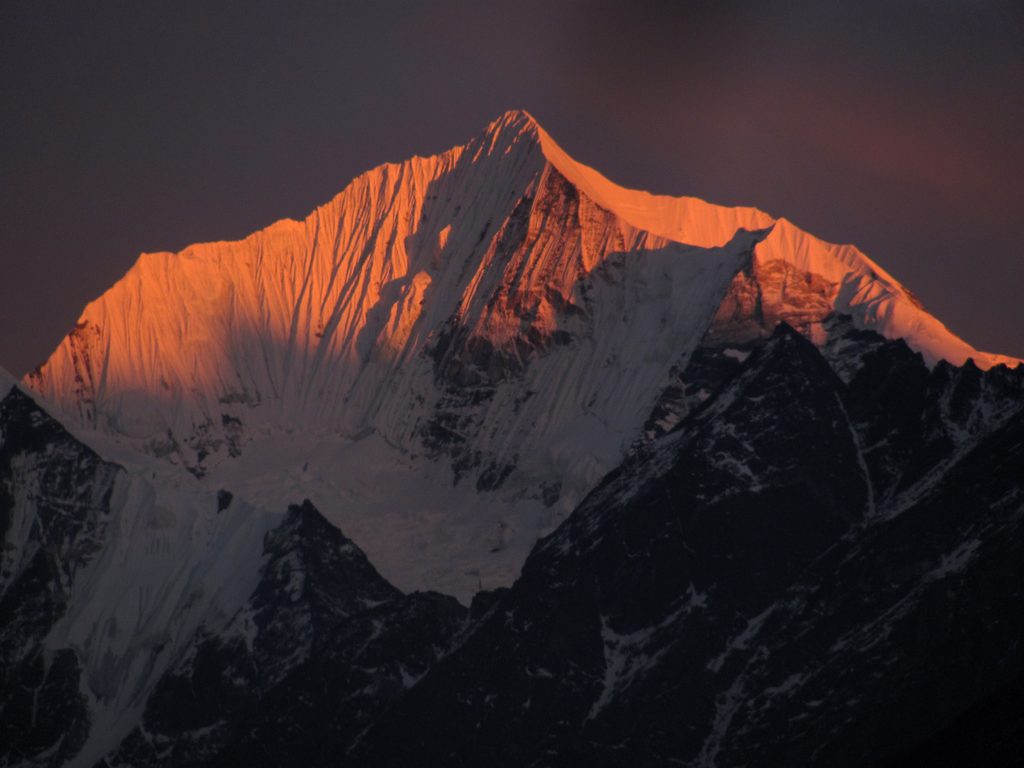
xmin=2 ymin=1 xmax=1023 ymax=376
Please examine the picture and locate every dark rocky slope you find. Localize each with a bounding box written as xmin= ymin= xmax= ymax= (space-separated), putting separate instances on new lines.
xmin=0 ymin=387 xmax=120 ymax=767
xmin=6 ymin=318 xmax=1023 ymax=767
xmin=353 ymin=325 xmax=1024 ymax=767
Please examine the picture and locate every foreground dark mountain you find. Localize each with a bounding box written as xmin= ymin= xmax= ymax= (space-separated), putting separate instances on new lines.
xmin=103 ymin=501 xmax=465 ymax=768
xmin=349 ymin=325 xmax=1024 ymax=766
xmin=0 ymin=385 xmax=118 ymax=767
xmin=26 ymin=322 xmax=1012 ymax=767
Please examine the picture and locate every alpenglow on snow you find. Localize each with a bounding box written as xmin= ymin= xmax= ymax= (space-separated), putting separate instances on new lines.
xmin=26 ymin=110 xmax=1022 ymax=601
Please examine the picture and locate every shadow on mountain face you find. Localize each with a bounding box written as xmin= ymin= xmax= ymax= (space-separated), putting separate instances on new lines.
xmin=348 ymin=325 xmax=1024 ymax=768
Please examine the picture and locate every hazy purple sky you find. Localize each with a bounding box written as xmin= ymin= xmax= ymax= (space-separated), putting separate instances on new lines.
xmin=2 ymin=1 xmax=1022 ymax=375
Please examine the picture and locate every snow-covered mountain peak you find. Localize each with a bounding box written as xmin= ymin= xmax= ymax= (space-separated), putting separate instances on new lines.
xmin=482 ymin=108 xmax=542 ymax=138
xmin=481 ymin=109 xmax=776 ymax=247
xmin=734 ymin=217 xmax=1021 ymax=369
xmin=22 ymin=110 xmax=1020 ymax=598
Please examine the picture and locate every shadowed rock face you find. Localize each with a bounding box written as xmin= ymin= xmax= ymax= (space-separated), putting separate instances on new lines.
xmin=0 ymin=387 xmax=120 ymax=767
xmin=707 ymin=252 xmax=839 ymax=345
xmin=101 ymin=500 xmax=466 ymax=768
xmin=338 ymin=328 xmax=1023 ymax=768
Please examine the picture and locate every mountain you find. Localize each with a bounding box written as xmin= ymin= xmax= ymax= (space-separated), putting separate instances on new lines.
xmin=0 ymin=370 xmax=285 ymax=767
xmin=102 ymin=500 xmax=466 ymax=768
xmin=3 ymin=112 xmax=1024 ymax=767
xmin=23 ymin=110 xmax=1020 ymax=602
xmin=351 ymin=326 xmax=1024 ymax=767
xmin=1 ymin=369 xmax=116 ymax=767
xmin=0 ymin=370 xmax=463 ymax=768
